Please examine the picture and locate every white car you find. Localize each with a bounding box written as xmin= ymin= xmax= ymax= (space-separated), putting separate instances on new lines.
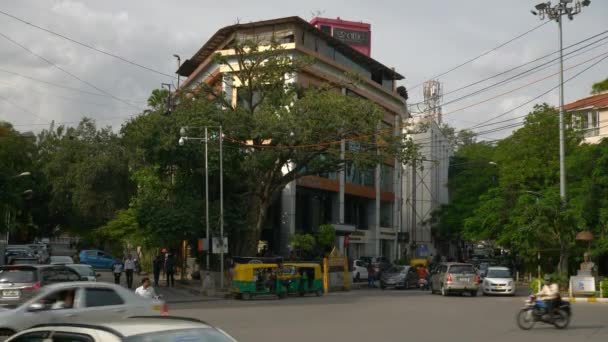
xmin=0 ymin=282 xmax=167 ymax=338
xmin=353 ymin=260 xmax=369 ymax=282
xmin=6 ymin=316 xmax=237 ymax=341
xmin=481 ymin=266 xmax=516 ymax=296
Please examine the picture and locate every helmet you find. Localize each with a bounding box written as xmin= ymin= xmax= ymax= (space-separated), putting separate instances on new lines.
xmin=543 ymin=274 xmax=551 ymax=282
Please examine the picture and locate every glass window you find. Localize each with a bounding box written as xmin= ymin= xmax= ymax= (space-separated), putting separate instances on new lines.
xmin=449 ymin=265 xmax=475 ymax=274
xmin=84 ymin=288 xmax=124 ymax=307
xmin=124 ymin=328 xmax=235 ymax=342
xmin=10 ymin=331 xmax=50 ymax=342
xmin=52 ymin=333 xmax=94 ymax=342
xmin=0 ymin=268 xmax=36 ymax=282
xmin=486 ymin=269 xmax=512 ymax=278
xmin=36 ymin=289 xmax=77 ymax=310
xmin=86 ymin=251 xmax=96 ymax=257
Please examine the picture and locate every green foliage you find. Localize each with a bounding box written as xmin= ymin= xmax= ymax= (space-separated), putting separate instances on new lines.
xmin=290 ymin=234 xmax=316 ymax=254
xmin=591 ymin=77 xmax=608 ymax=94
xmin=315 ymin=224 xmax=336 ymax=252
xmin=601 ymin=281 xmax=608 ymax=298
xmin=529 ymin=278 xmax=543 ymax=294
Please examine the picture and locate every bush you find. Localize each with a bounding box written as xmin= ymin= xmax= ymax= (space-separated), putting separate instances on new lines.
xmin=315 ymin=224 xmax=336 ymax=252
xmin=601 ymin=281 xmax=608 ymax=298
xmin=529 ymin=277 xmax=543 ymax=294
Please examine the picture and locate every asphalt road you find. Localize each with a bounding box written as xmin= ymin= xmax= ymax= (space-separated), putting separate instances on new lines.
xmin=172 ymin=288 xmax=608 ymax=342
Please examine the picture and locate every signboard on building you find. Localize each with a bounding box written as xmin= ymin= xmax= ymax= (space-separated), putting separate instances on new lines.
xmin=333 ymin=28 xmax=370 ymax=46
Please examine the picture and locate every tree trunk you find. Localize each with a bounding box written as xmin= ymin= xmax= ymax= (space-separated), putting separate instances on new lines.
xmin=239 ymin=194 xmax=271 ymax=256
xmin=558 ymin=241 xmax=569 ymax=275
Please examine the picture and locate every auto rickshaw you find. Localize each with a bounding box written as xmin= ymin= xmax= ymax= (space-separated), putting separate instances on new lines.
xmin=284 ymin=262 xmax=323 ymax=297
xmin=231 ymin=263 xmax=289 ymax=300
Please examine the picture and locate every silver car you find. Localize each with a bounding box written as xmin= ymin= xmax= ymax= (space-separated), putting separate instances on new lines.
xmin=0 ymin=282 xmax=167 ymax=338
xmin=481 ymin=266 xmax=516 ymax=296
xmin=66 ymin=264 xmax=98 ymax=282
xmin=430 ymin=263 xmax=479 ymax=296
xmin=6 ymin=316 xmax=237 ymax=341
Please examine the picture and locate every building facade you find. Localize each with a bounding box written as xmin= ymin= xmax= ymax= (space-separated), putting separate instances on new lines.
xmin=401 ymin=117 xmax=452 ymax=259
xmin=565 ymin=92 xmax=608 ymax=144
xmin=176 ymin=17 xmax=408 ymax=260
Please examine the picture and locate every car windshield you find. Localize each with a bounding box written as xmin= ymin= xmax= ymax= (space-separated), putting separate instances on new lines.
xmin=486 ymin=269 xmax=512 ymax=278
xmin=50 ymin=256 xmax=73 ymax=264
xmin=0 ymin=268 xmax=36 ymax=283
xmin=69 ymin=265 xmax=95 ymax=277
xmin=388 ymin=266 xmax=405 ymax=273
xmin=124 ymin=328 xmax=234 ymax=342
xmin=449 ymin=265 xmax=475 ymax=274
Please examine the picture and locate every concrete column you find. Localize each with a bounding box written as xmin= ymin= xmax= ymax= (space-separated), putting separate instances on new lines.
xmin=375 ymin=162 xmax=381 ymax=256
xmin=279 ymin=163 xmax=297 ymax=256
xmin=340 ymin=87 xmax=346 ymax=225
xmin=339 ymin=140 xmax=345 ymax=224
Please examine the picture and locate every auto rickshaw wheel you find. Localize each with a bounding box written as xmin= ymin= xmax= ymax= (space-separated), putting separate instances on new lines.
xmin=315 ymin=289 xmax=322 ymax=297
xmin=278 ymin=292 xmax=287 ymax=299
xmin=243 ymin=292 xmax=253 ymax=300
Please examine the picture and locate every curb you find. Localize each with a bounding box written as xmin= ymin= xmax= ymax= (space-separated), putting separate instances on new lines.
xmin=566 ymin=297 xmax=608 ymax=303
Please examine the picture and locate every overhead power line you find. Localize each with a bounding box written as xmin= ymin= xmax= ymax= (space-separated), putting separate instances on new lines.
xmin=0 ymin=9 xmax=176 ymax=79
xmin=0 ymin=68 xmax=148 ymax=103
xmin=411 ymin=31 xmax=608 ymax=110
xmin=0 ymin=93 xmax=49 ymax=123
xmin=409 ymin=21 xmax=550 ymax=91
xmin=416 ymin=29 xmax=608 ymax=105
xmin=0 ymin=30 xmax=144 ymax=111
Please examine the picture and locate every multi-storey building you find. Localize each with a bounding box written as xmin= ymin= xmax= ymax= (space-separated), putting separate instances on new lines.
xmin=401 ymin=116 xmax=452 ymax=259
xmin=565 ymin=92 xmax=608 ymax=144
xmin=176 ymin=16 xmax=408 ymax=259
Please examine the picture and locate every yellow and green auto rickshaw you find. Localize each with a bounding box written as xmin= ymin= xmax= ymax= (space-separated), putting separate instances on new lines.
xmin=284 ymin=262 xmax=323 ymax=297
xmin=231 ymin=263 xmax=289 ymax=300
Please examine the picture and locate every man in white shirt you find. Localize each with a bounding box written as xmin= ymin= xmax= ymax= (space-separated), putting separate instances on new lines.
xmin=112 ymin=259 xmax=123 ymax=285
xmin=537 ymin=274 xmax=559 ymax=317
xmin=135 ymin=277 xmax=157 ymax=299
xmin=124 ymin=255 xmax=135 ymax=289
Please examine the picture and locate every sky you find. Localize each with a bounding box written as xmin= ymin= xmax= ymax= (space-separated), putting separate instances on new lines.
xmin=0 ymin=0 xmax=606 ymax=140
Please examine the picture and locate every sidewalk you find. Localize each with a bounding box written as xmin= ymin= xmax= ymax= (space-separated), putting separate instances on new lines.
xmin=96 ymin=270 xmax=225 ymax=303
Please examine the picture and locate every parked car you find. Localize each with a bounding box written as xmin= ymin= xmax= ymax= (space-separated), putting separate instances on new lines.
xmin=6 ymin=316 xmax=236 ymax=342
xmin=359 ymin=256 xmax=392 ymax=277
xmin=430 ymin=262 xmax=479 ymax=297
xmin=0 ymin=265 xmax=82 ymax=307
xmin=49 ymin=256 xmax=74 ymax=265
xmin=4 ymin=248 xmax=34 ymax=265
xmin=481 ymin=266 xmax=515 ymax=296
xmin=380 ymin=266 xmax=419 ymax=290
xmin=0 ymin=282 xmax=168 ymax=338
xmin=8 ymin=258 xmax=39 ymax=266
xmin=67 ymin=264 xmax=98 ymax=282
xmin=352 ymin=260 xmax=369 ymax=282
xmin=79 ymin=250 xmax=116 ymax=269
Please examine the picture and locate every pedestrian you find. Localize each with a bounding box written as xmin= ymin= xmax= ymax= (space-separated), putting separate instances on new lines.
xmin=152 ymin=254 xmax=162 ymax=287
xmin=112 ymin=258 xmax=123 ymax=285
xmin=72 ymin=252 xmax=80 ymax=264
xmin=367 ymin=262 xmax=376 ymax=288
xmin=165 ymin=254 xmax=175 ymax=287
xmin=135 ymin=277 xmax=157 ymax=299
xmin=124 ymin=255 xmax=135 ymax=289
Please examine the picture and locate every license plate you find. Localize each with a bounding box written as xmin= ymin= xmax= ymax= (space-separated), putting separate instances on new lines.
xmin=152 ymin=304 xmax=161 ymax=311
xmin=2 ymin=290 xmax=20 ymax=297
xmin=496 ymin=286 xmax=504 ymax=289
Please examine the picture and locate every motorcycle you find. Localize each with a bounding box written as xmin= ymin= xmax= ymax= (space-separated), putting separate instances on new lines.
xmin=516 ymin=295 xmax=571 ymax=330
xmin=418 ymin=277 xmax=429 ymax=290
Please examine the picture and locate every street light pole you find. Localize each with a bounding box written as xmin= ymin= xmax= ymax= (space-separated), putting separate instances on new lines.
xmin=204 ymin=127 xmax=210 ymax=271
xmin=531 ymin=0 xmax=591 ymax=202
xmin=219 ymin=126 xmax=224 ymax=289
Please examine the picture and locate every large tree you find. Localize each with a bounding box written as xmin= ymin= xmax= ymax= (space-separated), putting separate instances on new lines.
xmin=591 ymin=77 xmax=608 ymax=94
xmin=185 ymin=39 xmax=413 ymax=254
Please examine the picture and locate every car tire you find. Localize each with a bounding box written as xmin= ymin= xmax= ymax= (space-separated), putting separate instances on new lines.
xmin=470 ymin=290 xmax=478 ymax=297
xmin=441 ymin=284 xmax=447 ymax=296
xmin=380 ymin=282 xmax=386 ymax=290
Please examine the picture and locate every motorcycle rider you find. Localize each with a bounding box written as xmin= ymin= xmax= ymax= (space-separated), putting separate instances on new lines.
xmin=537 ymin=274 xmax=559 ymax=318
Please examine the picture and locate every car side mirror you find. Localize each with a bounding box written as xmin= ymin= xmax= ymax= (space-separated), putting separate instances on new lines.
xmin=27 ymin=303 xmax=46 ymax=312
xmin=96 ymin=273 xmax=101 ymax=277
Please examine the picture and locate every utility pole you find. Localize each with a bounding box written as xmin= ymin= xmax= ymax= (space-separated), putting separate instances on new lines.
xmin=219 ymin=126 xmax=224 ymax=289
xmin=531 ymin=0 xmax=592 ymax=202
xmin=411 ymin=159 xmax=417 ymax=258
xmin=204 ymin=127 xmax=210 ymax=271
